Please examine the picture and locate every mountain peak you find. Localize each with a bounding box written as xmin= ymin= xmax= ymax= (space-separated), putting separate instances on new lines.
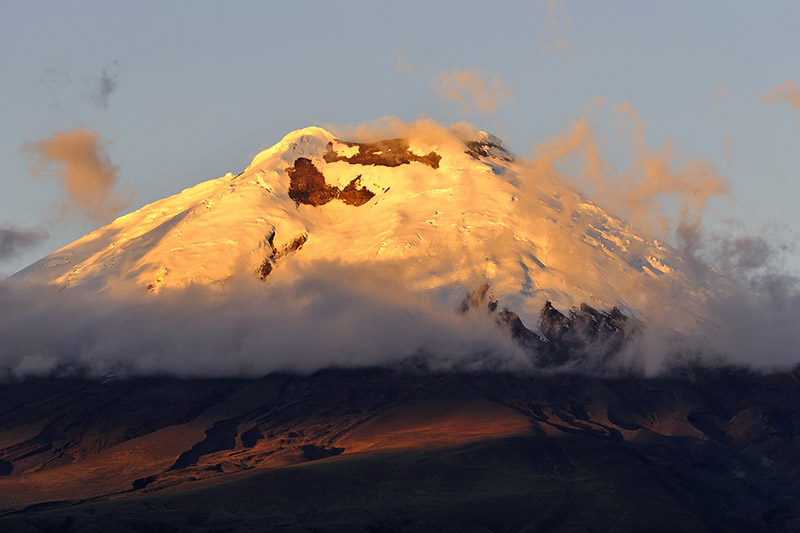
xmin=14 ymin=124 xmax=714 ymax=339
xmin=247 ymin=126 xmax=335 ymax=170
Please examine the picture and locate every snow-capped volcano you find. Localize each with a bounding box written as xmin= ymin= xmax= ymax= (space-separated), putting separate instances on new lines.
xmin=16 ymin=125 xmax=713 ymax=333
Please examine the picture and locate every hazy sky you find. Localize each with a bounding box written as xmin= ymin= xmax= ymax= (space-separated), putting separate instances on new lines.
xmin=2 ymin=0 xmax=799 ymax=275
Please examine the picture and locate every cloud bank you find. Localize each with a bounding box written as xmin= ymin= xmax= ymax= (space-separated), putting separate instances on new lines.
xmin=24 ymin=127 xmax=130 ymax=223
xmin=671 ymin=222 xmax=800 ymax=370
xmin=0 ymin=262 xmax=526 ymax=378
xmin=3 ymin=236 xmax=799 ymax=378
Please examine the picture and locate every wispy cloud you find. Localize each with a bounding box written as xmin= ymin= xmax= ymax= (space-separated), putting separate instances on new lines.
xmin=38 ymin=61 xmax=73 ymax=112
xmin=762 ymin=81 xmax=800 ymax=112
xmin=526 ymin=99 xmax=729 ymax=237
xmin=395 ymin=55 xmax=415 ymax=75
xmin=90 ymin=60 xmax=120 ymax=110
xmin=434 ymin=67 xmax=513 ymax=114
xmin=0 ymin=225 xmax=48 ymax=262
xmin=38 ymin=60 xmax=120 ymax=111
xmin=538 ymin=0 xmax=572 ymax=51
xmin=712 ymin=85 xmax=731 ymax=103
xmin=722 ymin=136 xmax=732 ymax=162
xmin=23 ymin=127 xmax=131 ymax=223
xmin=40 ymin=62 xmax=72 ymax=91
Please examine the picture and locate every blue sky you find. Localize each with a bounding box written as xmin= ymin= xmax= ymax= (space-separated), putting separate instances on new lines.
xmin=2 ymin=0 xmax=799 ymax=274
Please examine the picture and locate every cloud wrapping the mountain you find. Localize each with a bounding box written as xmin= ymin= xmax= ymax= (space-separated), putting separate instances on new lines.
xmin=434 ymin=68 xmax=513 ymax=114
xmin=24 ymin=127 xmax=130 ymax=223
xmin=4 ymin=247 xmax=799 ymax=377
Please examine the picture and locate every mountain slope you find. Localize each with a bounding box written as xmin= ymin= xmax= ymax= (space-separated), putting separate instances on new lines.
xmin=3 ymin=126 xmax=798 ymax=531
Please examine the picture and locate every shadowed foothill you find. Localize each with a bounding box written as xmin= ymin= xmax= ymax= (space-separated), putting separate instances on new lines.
xmin=1 ymin=367 xmax=800 ymax=531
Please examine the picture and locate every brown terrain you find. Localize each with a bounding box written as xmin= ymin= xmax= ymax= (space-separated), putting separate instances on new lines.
xmin=256 ymin=231 xmax=308 ymax=280
xmin=286 ymin=157 xmax=376 ymax=208
xmin=323 ymin=139 xmax=441 ymax=169
xmin=1 ymin=364 xmax=800 ymax=531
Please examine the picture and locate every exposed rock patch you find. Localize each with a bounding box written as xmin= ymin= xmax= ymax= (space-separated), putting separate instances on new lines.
xmin=324 ymin=139 xmax=441 ymax=169
xmin=286 ymin=157 xmax=339 ymax=206
xmin=465 ymin=139 xmax=513 ymax=162
xmin=256 ymin=232 xmax=308 ymax=281
xmin=256 ymin=259 xmax=273 ymax=280
xmin=277 ymin=233 xmax=308 ymax=258
xmin=339 ymin=176 xmax=376 ymax=206
xmin=285 ymin=158 xmax=377 ymax=208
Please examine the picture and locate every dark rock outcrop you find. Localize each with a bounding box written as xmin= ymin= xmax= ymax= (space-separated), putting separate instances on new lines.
xmin=465 ymin=139 xmax=513 ymax=162
xmin=537 ymin=302 xmax=633 ymax=368
xmin=256 ymin=231 xmax=308 ymax=280
xmin=286 ymin=157 xmax=339 ymax=206
xmin=459 ymin=284 xmax=636 ymax=369
xmin=286 ymin=158 xmax=377 ymax=208
xmin=338 ymin=176 xmax=375 ymax=206
xmin=256 ymin=258 xmax=273 ymax=280
xmin=324 ymin=139 xmax=441 ymax=168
